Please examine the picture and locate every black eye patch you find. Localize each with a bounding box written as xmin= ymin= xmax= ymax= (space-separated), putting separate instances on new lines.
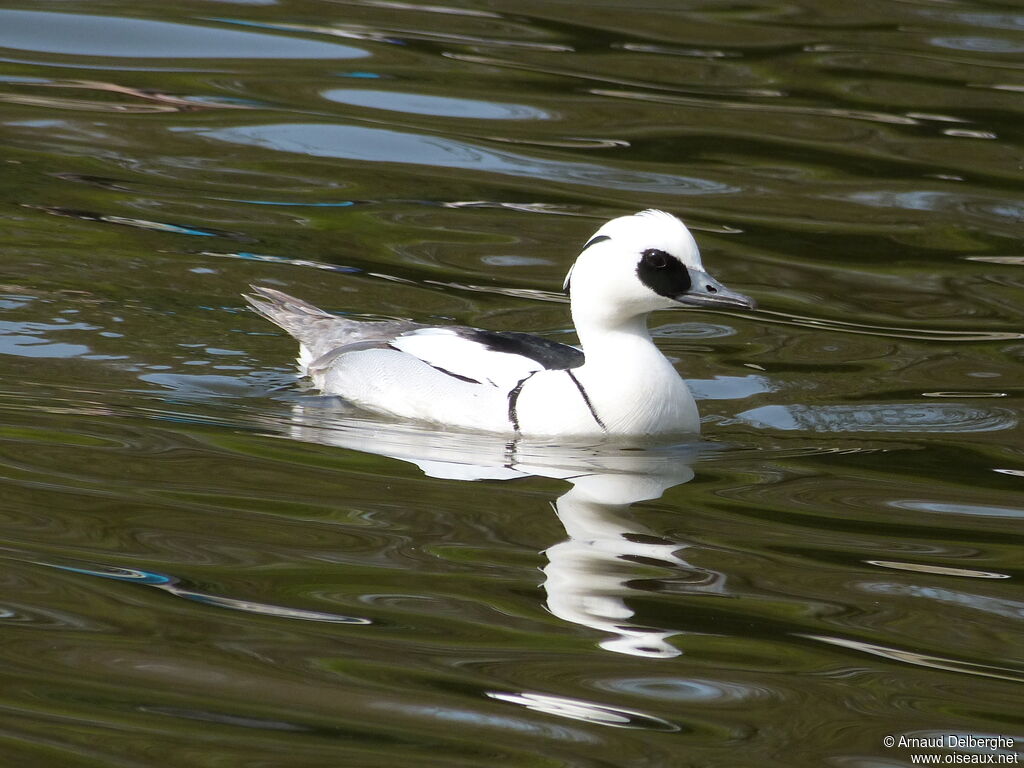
xmin=642 ymin=249 xmax=669 ymax=269
xmin=636 ymin=248 xmax=691 ymax=298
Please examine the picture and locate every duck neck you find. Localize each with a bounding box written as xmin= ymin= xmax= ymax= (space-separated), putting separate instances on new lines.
xmin=572 ymin=309 xmax=659 ymax=367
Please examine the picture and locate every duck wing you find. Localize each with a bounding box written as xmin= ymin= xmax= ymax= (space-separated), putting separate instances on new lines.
xmin=388 ymin=327 xmax=583 ymax=389
xmin=245 ymin=285 xmax=583 ymax=389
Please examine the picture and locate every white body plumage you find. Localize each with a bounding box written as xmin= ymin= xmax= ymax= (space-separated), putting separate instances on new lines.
xmin=246 ymin=209 xmax=754 ymax=437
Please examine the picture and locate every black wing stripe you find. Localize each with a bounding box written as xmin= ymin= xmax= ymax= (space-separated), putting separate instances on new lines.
xmin=387 ymin=342 xmax=485 ymax=384
xmin=566 ymin=370 xmax=606 ymax=431
xmin=428 ymin=363 xmax=484 ymax=384
xmin=458 ymin=328 xmax=583 ymax=371
xmin=507 ymin=372 xmax=537 ymax=432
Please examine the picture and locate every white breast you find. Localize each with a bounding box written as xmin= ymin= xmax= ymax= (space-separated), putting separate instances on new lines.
xmin=515 ymin=369 xmax=605 ymax=435
xmin=515 ymin=336 xmax=700 ymax=436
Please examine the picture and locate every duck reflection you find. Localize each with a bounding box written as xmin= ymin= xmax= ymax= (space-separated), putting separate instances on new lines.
xmin=279 ymin=400 xmax=728 ymax=659
xmin=545 ymin=469 xmax=728 ymax=658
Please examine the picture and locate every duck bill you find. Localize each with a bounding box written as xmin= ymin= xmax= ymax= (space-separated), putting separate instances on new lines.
xmin=676 ymin=271 xmax=756 ymax=310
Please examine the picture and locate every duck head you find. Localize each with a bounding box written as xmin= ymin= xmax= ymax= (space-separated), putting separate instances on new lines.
xmin=563 ymin=210 xmax=755 ymax=330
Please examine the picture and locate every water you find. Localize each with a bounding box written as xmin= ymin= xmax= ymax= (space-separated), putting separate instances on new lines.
xmin=1 ymin=1 xmax=1022 ymax=765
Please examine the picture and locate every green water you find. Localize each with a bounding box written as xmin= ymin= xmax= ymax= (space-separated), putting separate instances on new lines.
xmin=0 ymin=1 xmax=1021 ymax=766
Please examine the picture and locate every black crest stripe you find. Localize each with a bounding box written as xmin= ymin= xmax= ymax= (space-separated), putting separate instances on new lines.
xmin=566 ymin=370 xmax=606 ymax=431
xmin=580 ymin=234 xmax=611 ymax=252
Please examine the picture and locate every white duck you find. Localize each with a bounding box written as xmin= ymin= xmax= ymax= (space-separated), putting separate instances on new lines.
xmin=245 ymin=209 xmax=754 ymax=436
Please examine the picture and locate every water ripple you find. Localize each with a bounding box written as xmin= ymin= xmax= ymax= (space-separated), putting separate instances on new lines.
xmin=189 ymin=123 xmax=735 ymax=195
xmin=445 ymin=52 xmax=783 ymax=99
xmin=751 ymin=309 xmax=1023 ymax=343
xmin=486 ymin=691 xmax=680 ymax=732
xmin=0 ymin=10 xmax=368 ymax=59
xmin=220 ymin=18 xmax=574 ymax=52
xmin=44 ymin=560 xmax=373 ymax=624
xmin=0 ymin=601 xmax=101 ymax=631
xmin=323 ymin=88 xmax=550 ymax=120
xmin=733 ymin=403 xmax=1017 ymax=434
xmin=856 ymin=581 xmax=1024 ymax=621
xmin=0 ymin=78 xmax=256 ymax=114
xmin=342 ymin=1 xmax=503 ymax=20
xmin=592 ymin=87 xmax=921 ymax=127
xmin=801 ymin=635 xmax=1024 ymax=684
xmin=865 ymin=560 xmax=1010 ymax=580
xmin=0 ymin=317 xmax=97 ymax=359
xmin=24 ymin=205 xmax=232 ymax=238
xmin=594 ymin=676 xmax=778 ymax=704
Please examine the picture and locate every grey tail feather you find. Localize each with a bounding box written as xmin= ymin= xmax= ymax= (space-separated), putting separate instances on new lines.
xmin=243 ymin=285 xmax=340 ymax=338
xmin=244 ymin=285 xmax=331 ymax=317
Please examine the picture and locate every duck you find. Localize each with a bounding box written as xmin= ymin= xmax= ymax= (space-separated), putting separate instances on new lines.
xmin=244 ymin=209 xmax=755 ymax=436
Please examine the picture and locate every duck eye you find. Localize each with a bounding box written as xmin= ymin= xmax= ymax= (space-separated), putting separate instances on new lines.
xmin=642 ymin=249 xmax=670 ymax=269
